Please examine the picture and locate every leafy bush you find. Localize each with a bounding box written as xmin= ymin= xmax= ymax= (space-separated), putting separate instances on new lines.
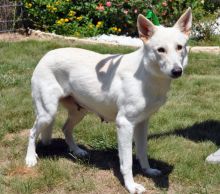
xmin=22 ymin=0 xmax=153 ymax=37
xmin=22 ymin=0 xmax=219 ymax=39
xmin=155 ymin=0 xmax=220 ymax=40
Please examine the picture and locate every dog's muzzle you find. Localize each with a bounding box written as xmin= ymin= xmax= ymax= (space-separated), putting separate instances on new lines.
xmin=171 ymin=67 xmax=182 ymax=78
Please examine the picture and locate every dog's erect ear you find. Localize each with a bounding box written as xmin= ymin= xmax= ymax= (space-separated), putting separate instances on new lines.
xmin=137 ymin=14 xmax=155 ymax=42
xmin=174 ymin=7 xmax=192 ymax=36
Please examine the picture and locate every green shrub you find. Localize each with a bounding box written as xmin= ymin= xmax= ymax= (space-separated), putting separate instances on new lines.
xmin=154 ymin=0 xmax=220 ymax=40
xmin=22 ymin=0 xmax=153 ymax=37
xmin=22 ymin=0 xmax=219 ymax=39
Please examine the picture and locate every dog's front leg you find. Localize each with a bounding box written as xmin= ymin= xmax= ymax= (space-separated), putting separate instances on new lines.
xmin=116 ymin=115 xmax=146 ymax=194
xmin=134 ymin=121 xmax=161 ymax=177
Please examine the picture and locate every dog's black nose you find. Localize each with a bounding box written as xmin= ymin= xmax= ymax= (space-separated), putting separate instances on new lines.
xmin=171 ymin=67 xmax=182 ymax=78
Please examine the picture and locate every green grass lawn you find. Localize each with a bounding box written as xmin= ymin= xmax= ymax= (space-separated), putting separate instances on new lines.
xmin=189 ymin=35 xmax=220 ymax=46
xmin=0 ymin=40 xmax=220 ymax=194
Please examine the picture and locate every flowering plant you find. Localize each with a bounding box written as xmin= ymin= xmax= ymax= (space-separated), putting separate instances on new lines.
xmin=22 ymin=0 xmax=219 ymax=39
xmin=155 ymin=0 xmax=220 ymax=39
xmin=22 ymin=0 xmax=153 ymax=37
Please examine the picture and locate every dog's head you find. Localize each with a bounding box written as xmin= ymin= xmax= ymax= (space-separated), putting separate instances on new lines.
xmin=137 ymin=8 xmax=192 ymax=79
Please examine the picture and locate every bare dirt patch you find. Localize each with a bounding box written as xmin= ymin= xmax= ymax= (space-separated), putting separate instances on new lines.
xmin=3 ymin=129 xmax=29 ymax=142
xmin=0 ymin=32 xmax=30 ymax=42
xmin=7 ymin=165 xmax=39 ymax=178
xmin=91 ymin=169 xmax=127 ymax=194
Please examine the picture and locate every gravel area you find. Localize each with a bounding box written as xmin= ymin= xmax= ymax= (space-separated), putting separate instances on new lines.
xmin=0 ymin=32 xmax=29 ymax=41
xmin=88 ymin=17 xmax=220 ymax=47
xmin=88 ymin=34 xmax=143 ymax=47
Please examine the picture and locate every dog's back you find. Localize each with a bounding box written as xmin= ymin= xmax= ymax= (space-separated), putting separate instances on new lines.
xmin=32 ymin=47 xmax=122 ymax=121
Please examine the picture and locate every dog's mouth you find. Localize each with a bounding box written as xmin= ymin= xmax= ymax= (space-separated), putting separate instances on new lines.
xmin=170 ymin=74 xmax=182 ymax=79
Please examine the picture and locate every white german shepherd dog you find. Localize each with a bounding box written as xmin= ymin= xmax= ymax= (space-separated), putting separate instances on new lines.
xmin=26 ymin=8 xmax=192 ymax=193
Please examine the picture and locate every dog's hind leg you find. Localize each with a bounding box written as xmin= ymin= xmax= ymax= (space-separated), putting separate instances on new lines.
xmin=25 ymin=83 xmax=62 ymax=167
xmin=40 ymin=120 xmax=54 ymax=146
xmin=25 ymin=119 xmax=41 ymax=167
xmin=61 ymin=96 xmax=88 ymax=157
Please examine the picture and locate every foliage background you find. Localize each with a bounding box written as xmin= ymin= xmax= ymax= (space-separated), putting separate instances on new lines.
xmin=22 ymin=0 xmax=220 ymax=38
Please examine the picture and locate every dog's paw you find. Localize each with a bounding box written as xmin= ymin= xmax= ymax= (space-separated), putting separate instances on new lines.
xmin=75 ymin=148 xmax=89 ymax=157
xmin=25 ymin=154 xmax=38 ymax=167
xmin=69 ymin=147 xmax=89 ymax=159
xmin=205 ymin=149 xmax=220 ymax=164
xmin=143 ymin=168 xmax=162 ymax=177
xmin=126 ymin=182 xmax=146 ymax=194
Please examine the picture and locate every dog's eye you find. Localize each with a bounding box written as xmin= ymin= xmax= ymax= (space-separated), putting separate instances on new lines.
xmin=157 ymin=47 xmax=166 ymax=53
xmin=177 ymin=45 xmax=183 ymax=51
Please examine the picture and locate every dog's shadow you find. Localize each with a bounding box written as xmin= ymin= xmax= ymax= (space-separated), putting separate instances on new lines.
xmin=36 ymin=139 xmax=173 ymax=189
xmin=149 ymin=119 xmax=220 ymax=146
xmin=36 ymin=120 xmax=220 ymax=190
xmin=37 ymin=120 xmax=220 ymax=189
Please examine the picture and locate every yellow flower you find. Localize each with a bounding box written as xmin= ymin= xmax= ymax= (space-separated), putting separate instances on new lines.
xmin=110 ymin=27 xmax=118 ymax=31
xmin=56 ymin=20 xmax=62 ymax=25
xmin=117 ymin=28 xmax=121 ymax=32
xmin=47 ymin=5 xmax=57 ymax=12
xmin=56 ymin=18 xmax=67 ymax=25
xmin=96 ymin=21 xmax=103 ymax=28
xmin=25 ymin=3 xmax=32 ymax=8
xmin=55 ymin=1 xmax=60 ymax=5
xmin=76 ymin=16 xmax=83 ymax=21
xmin=89 ymin=24 xmax=93 ymax=29
xmin=68 ymin=10 xmax=76 ymax=17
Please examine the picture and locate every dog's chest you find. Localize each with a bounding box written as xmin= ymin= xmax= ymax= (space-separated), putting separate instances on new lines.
xmin=145 ymin=95 xmax=166 ymax=115
xmin=120 ymin=79 xmax=168 ymax=122
xmin=137 ymin=93 xmax=166 ymax=119
xmin=143 ymin=83 xmax=168 ymax=117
